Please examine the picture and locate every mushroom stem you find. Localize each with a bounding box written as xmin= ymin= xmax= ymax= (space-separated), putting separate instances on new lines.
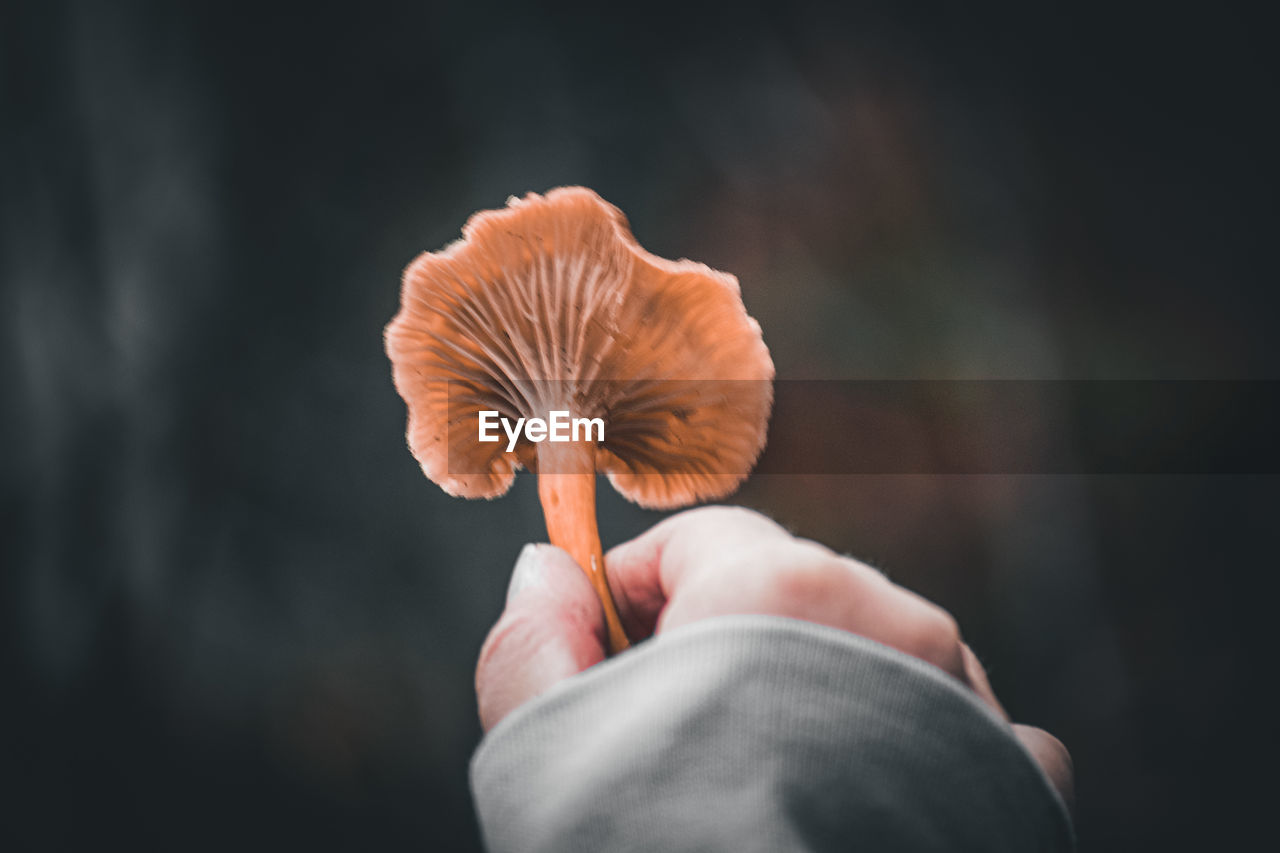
xmin=536 ymin=441 xmax=631 ymax=654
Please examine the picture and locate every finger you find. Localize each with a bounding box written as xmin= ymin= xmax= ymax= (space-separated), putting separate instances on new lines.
xmin=1012 ymin=725 xmax=1076 ymax=819
xmin=476 ymin=544 xmax=607 ymax=731
xmin=604 ymin=506 xmax=793 ymax=639
xmin=606 ymin=507 xmax=968 ymax=682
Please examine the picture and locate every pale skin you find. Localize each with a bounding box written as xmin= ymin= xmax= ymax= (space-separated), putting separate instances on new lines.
xmin=475 ymin=505 xmax=1075 ymax=815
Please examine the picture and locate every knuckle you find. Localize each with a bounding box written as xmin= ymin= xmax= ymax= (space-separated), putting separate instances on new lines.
xmin=476 ymin=606 xmax=549 ymax=682
xmin=756 ymin=543 xmax=850 ymax=608
xmin=475 ymin=611 xmax=528 ymax=680
xmin=474 ymin=612 xmax=534 ymax=730
xmin=905 ymin=605 xmax=965 ymax=677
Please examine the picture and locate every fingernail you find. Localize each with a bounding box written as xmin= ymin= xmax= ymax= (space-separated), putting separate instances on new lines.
xmin=507 ymin=544 xmax=544 ymax=604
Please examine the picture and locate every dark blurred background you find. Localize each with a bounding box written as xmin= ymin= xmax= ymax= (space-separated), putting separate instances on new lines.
xmin=4 ymin=0 xmax=1276 ymax=849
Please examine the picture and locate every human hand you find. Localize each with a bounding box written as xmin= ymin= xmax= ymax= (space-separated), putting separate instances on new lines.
xmin=475 ymin=506 xmax=1073 ymax=811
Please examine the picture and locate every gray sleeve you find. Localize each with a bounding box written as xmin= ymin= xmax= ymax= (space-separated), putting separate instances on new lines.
xmin=470 ymin=615 xmax=1074 ymax=853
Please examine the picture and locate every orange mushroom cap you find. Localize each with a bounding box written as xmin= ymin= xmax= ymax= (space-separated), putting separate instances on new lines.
xmin=384 ymin=186 xmax=774 ymax=508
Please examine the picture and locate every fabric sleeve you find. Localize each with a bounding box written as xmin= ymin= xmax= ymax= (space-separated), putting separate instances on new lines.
xmin=470 ymin=614 xmax=1074 ymax=853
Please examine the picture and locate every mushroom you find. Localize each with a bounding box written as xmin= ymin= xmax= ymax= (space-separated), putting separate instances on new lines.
xmin=385 ymin=187 xmax=773 ymax=653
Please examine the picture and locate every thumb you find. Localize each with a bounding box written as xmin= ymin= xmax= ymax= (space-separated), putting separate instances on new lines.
xmin=476 ymin=544 xmax=607 ymax=731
